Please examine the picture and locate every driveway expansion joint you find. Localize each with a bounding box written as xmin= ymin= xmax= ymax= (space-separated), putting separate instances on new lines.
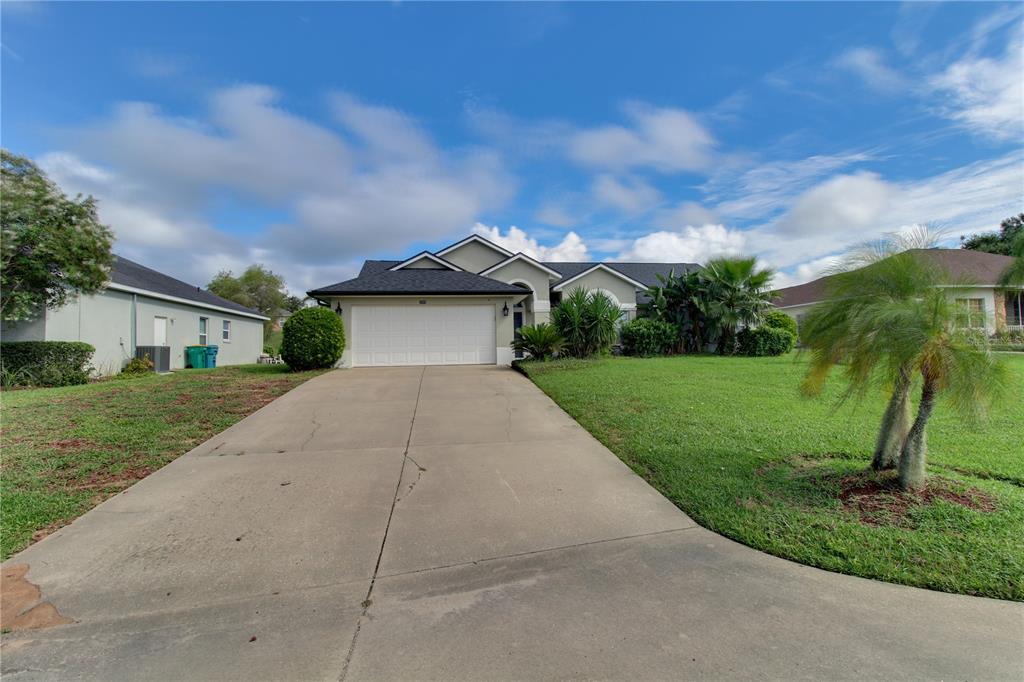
xmin=338 ymin=366 xmax=426 ymax=682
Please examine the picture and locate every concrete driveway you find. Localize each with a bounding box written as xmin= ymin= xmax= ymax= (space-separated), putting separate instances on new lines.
xmin=2 ymin=366 xmax=1021 ymax=680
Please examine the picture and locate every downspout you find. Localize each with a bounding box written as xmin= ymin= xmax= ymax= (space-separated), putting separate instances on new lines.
xmin=130 ymin=293 xmax=137 ymax=357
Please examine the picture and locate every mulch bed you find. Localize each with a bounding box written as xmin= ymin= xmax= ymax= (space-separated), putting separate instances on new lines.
xmin=837 ymin=473 xmax=997 ymax=526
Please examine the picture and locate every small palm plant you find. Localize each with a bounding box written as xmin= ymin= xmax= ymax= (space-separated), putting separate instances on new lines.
xmin=699 ymin=257 xmax=776 ymax=354
xmin=511 ymin=323 xmax=564 ymax=361
xmin=551 ymin=287 xmax=623 ymax=357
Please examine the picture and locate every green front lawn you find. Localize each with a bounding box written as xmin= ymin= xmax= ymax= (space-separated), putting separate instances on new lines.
xmin=0 ymin=364 xmax=326 ymax=559
xmin=521 ymin=354 xmax=1024 ymax=600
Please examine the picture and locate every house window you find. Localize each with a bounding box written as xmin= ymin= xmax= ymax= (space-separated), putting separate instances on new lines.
xmin=222 ymin=320 xmax=232 ymax=342
xmin=1006 ymin=292 xmax=1023 ymax=328
xmin=955 ymin=298 xmax=985 ymax=328
xmin=199 ymin=317 xmax=208 ymax=345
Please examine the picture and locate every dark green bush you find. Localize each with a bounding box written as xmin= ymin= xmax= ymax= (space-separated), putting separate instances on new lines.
xmin=120 ymin=354 xmax=154 ymax=377
xmin=280 ymin=306 xmax=345 ymax=371
xmin=0 ymin=341 xmax=95 ymax=387
xmin=512 ymin=323 xmax=564 ymax=361
xmin=552 ymin=288 xmax=622 ymax=358
xmin=762 ymin=310 xmax=798 ymax=337
xmin=737 ymin=326 xmax=796 ymax=357
xmin=620 ymin=318 xmax=677 ymax=357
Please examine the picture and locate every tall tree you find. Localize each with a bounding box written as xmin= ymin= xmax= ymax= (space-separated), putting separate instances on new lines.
xmin=207 ymin=264 xmax=290 ymax=338
xmin=698 ymin=257 xmax=775 ymax=355
xmin=997 ymin=232 xmax=1024 ymax=286
xmin=1 ymin=150 xmax=114 ymax=320
xmin=961 ymin=213 xmax=1023 ymax=256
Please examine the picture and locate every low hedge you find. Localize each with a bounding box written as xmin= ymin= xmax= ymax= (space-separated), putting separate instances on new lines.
xmin=620 ymin=318 xmax=677 ymax=357
xmin=281 ymin=306 xmax=345 ymax=371
xmin=0 ymin=341 xmax=95 ymax=387
xmin=737 ymin=326 xmax=796 ymax=357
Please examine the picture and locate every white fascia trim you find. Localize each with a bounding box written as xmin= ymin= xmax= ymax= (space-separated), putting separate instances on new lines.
xmin=478 ymin=253 xmax=563 ymax=280
xmin=106 ymin=283 xmax=270 ymax=321
xmin=436 ymin=234 xmax=513 ymax=259
xmin=551 ymin=263 xmax=647 ymax=292
xmin=388 ymin=252 xmax=463 ymax=272
xmin=774 ymin=302 xmax=821 ymax=310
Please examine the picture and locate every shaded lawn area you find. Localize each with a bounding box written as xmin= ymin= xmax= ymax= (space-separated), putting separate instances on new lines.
xmin=1 ymin=364 xmax=326 ymax=559
xmin=521 ymin=353 xmax=1024 ymax=600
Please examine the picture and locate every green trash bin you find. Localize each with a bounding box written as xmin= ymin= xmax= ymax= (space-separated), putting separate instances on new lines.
xmin=186 ymin=345 xmax=206 ymax=369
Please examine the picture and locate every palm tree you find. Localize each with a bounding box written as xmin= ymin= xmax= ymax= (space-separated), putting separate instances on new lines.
xmin=699 ymin=257 xmax=775 ymax=355
xmin=890 ymin=288 xmax=1006 ymax=489
xmin=643 ymin=269 xmax=709 ymax=353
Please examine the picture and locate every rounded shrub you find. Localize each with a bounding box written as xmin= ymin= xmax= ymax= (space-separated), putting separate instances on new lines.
xmin=737 ymin=326 xmax=796 ymax=357
xmin=280 ymin=306 xmax=345 ymax=371
xmin=761 ymin=310 xmax=798 ymax=337
xmin=620 ymin=318 xmax=677 ymax=357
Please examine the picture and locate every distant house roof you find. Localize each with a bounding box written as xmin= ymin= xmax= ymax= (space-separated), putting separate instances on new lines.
xmin=108 ymin=256 xmax=268 ymax=320
xmin=774 ymin=249 xmax=1019 ymax=309
xmin=307 ymin=269 xmax=531 ymax=297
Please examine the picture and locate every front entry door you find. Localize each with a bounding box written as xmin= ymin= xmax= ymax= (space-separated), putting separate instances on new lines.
xmin=153 ymin=317 xmax=168 ymax=346
xmin=513 ymin=307 xmax=525 ymax=359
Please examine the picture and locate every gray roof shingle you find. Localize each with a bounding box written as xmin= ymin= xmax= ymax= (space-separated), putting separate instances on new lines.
xmin=308 ymin=268 xmax=531 ymax=296
xmin=111 ymin=256 xmax=266 ymax=317
xmin=543 ymin=261 xmax=700 ymax=287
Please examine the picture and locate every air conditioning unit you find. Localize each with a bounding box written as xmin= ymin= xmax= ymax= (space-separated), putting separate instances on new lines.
xmin=135 ymin=345 xmax=171 ymax=373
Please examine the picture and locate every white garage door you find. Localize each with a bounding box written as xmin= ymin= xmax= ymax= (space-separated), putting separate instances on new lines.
xmin=351 ymin=305 xmax=496 ymax=367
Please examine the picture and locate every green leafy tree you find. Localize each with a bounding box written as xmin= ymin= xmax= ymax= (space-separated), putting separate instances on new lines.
xmin=961 ymin=213 xmax=1023 ymax=256
xmin=997 ymin=232 xmax=1024 ymax=286
xmin=642 ymin=269 xmax=708 ymax=353
xmin=1 ymin=150 xmax=114 ymax=320
xmin=208 ymin=264 xmax=289 ymax=338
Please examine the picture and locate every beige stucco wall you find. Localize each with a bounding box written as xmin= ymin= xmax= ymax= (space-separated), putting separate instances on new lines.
xmin=402 ymin=259 xmax=447 ymax=269
xmin=321 ymin=294 xmax=525 ymax=368
xmin=440 ymin=241 xmax=507 ymax=273
xmin=557 ymin=268 xmax=639 ymax=311
xmin=44 ymin=289 xmax=136 ymax=374
xmin=482 ymin=259 xmax=553 ymax=324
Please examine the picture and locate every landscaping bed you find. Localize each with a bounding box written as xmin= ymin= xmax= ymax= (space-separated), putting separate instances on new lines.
xmin=0 ymin=364 xmax=326 ymax=559
xmin=521 ymin=354 xmax=1024 ymax=600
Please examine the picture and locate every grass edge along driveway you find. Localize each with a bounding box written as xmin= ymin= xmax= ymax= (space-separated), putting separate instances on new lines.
xmin=1 ymin=364 xmax=326 ymax=560
xmin=520 ymin=354 xmax=1023 ymax=601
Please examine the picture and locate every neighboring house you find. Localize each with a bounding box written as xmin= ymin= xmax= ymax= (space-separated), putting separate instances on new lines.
xmin=774 ymin=248 xmax=1024 ymax=335
xmin=1 ymin=256 xmax=268 ymax=375
xmin=308 ymin=233 xmax=695 ymax=368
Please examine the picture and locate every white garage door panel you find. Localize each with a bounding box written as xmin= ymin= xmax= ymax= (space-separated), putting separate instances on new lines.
xmin=352 ymin=305 xmax=495 ymax=367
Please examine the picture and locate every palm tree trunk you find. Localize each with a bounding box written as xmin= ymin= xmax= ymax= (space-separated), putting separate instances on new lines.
xmin=871 ymin=368 xmax=912 ymax=471
xmin=898 ymin=377 xmax=937 ymax=491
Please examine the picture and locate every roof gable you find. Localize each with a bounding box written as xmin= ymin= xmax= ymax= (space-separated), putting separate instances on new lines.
xmin=479 ymin=253 xmax=563 ymax=280
xmin=436 ymin=234 xmax=513 ymax=259
xmin=551 ymin=263 xmax=648 ymax=292
xmin=388 ymin=251 xmax=462 ymax=272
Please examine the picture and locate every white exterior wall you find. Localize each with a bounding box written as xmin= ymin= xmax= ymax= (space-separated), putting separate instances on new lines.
xmin=133 ymin=296 xmax=264 ymax=370
xmin=778 ymin=286 xmax=1003 ymax=334
xmin=3 ymin=288 xmax=264 ymax=375
xmin=322 ymin=294 xmax=525 ymax=368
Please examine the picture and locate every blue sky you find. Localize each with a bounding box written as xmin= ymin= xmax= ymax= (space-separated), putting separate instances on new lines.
xmin=2 ymin=2 xmax=1022 ymax=292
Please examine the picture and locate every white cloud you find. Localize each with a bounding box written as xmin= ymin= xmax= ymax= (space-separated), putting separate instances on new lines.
xmin=834 ymin=47 xmax=906 ymax=92
xmin=617 ymin=224 xmax=747 ymax=263
xmin=44 ymin=85 xmax=514 ymax=291
xmin=591 ymin=174 xmax=661 ymax=214
xmin=568 ymin=102 xmax=714 ymax=173
xmin=928 ymin=25 xmax=1024 ymax=140
xmin=772 ymin=255 xmax=843 ymax=289
xmin=775 ymin=171 xmax=895 ymax=236
xmin=472 ymin=224 xmax=590 ymax=261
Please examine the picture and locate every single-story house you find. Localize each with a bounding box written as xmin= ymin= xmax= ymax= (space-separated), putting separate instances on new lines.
xmin=308 ymin=233 xmax=695 ymax=368
xmin=1 ymin=256 xmax=268 ymax=375
xmin=774 ymin=248 xmax=1024 ymax=335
